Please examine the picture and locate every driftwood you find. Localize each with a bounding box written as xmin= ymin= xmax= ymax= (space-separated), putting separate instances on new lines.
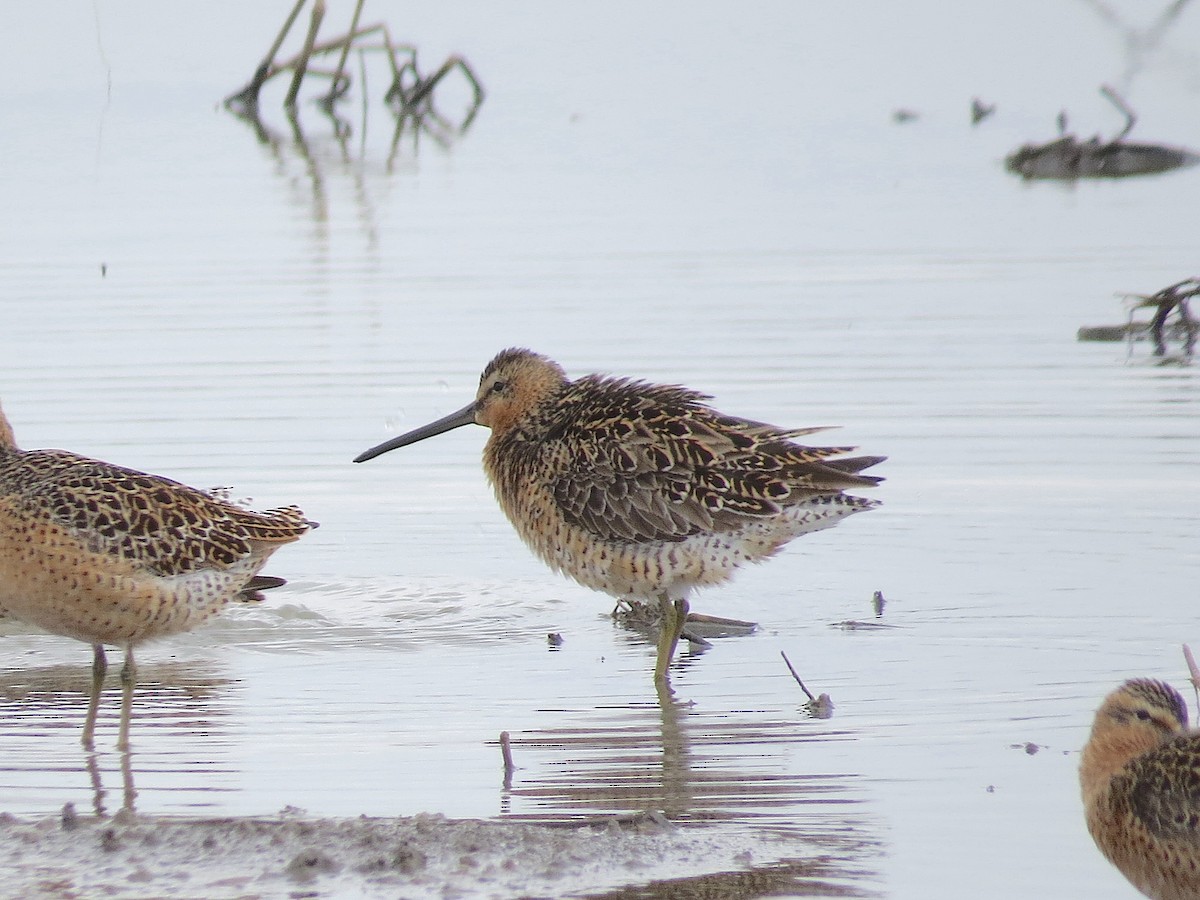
xmin=1006 ymin=85 xmax=1197 ymax=180
xmin=1078 ymin=277 xmax=1199 ymax=358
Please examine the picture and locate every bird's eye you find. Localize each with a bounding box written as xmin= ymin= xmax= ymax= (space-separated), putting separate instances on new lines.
xmin=1135 ymin=709 xmax=1152 ymax=721
xmin=490 ymin=380 xmax=508 ymax=394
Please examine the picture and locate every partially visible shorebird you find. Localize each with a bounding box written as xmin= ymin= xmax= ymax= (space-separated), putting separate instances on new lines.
xmin=0 ymin=403 xmax=316 ymax=749
xmin=355 ymin=348 xmax=883 ymax=685
xmin=1080 ymin=678 xmax=1200 ymax=900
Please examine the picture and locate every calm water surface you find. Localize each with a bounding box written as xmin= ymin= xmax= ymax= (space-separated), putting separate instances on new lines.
xmin=1 ymin=1 xmax=1198 ymax=897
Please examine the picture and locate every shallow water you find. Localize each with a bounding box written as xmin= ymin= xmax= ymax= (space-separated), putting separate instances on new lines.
xmin=1 ymin=1 xmax=1199 ymax=897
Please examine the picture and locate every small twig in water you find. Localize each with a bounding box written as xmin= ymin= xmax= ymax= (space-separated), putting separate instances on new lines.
xmin=780 ymin=651 xmax=816 ymax=701
xmin=1183 ymin=645 xmax=1200 ymax=705
xmin=781 ymin=652 xmax=835 ymax=718
xmin=1100 ymin=84 xmax=1136 ymax=143
xmin=499 ymin=730 xmax=516 ymax=784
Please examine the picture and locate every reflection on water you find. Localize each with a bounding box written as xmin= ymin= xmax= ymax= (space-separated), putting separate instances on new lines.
xmin=500 ymin=689 xmax=879 ymax=896
xmin=223 ymin=0 xmax=486 ymax=251
xmin=502 ymin=696 xmax=860 ymax=826
xmin=0 ymin=659 xmax=231 ymax=742
xmin=578 ymin=859 xmax=878 ymax=900
xmin=0 ymin=658 xmax=238 ymax=815
xmin=84 ymin=749 xmax=136 ymax=817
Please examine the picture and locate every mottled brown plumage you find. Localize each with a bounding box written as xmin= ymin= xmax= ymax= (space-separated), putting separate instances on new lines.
xmin=356 ymin=348 xmax=883 ymax=684
xmin=0 ymin=403 xmax=316 ymax=748
xmin=1081 ymin=678 xmax=1200 ymax=899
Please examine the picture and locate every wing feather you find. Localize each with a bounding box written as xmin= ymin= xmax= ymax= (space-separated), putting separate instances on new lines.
xmin=6 ymin=449 xmax=314 ymax=576
xmin=543 ymin=377 xmax=883 ymax=544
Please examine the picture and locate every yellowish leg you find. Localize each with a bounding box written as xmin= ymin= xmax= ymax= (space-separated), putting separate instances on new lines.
xmin=82 ymin=644 xmax=107 ymax=749
xmin=653 ymin=594 xmax=690 ymax=684
xmin=117 ymin=648 xmax=136 ymax=752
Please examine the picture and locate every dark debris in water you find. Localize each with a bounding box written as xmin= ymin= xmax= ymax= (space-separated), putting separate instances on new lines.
xmin=970 ymin=97 xmax=995 ymax=126
xmin=1006 ymin=138 xmax=1197 ymax=180
xmin=1079 ymin=276 xmax=1198 ymax=359
xmin=830 ymin=621 xmax=896 ymax=631
xmin=1006 ymin=85 xmax=1198 ymax=181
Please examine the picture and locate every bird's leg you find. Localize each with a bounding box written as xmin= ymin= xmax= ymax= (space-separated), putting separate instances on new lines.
xmin=117 ymin=648 xmax=136 ymax=752
xmin=82 ymin=644 xmax=107 ymax=749
xmin=654 ymin=593 xmax=675 ymax=683
xmin=654 ymin=593 xmax=689 ymax=684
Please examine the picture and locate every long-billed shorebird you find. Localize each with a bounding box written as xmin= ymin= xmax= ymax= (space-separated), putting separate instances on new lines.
xmin=0 ymin=403 xmax=316 ymax=749
xmin=1080 ymin=678 xmax=1200 ymax=900
xmin=355 ymin=348 xmax=883 ymax=684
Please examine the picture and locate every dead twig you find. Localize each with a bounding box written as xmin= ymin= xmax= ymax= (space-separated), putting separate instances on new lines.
xmin=780 ymin=651 xmax=834 ymax=718
xmin=321 ymin=0 xmax=365 ymax=109
xmin=499 ymin=730 xmax=516 ymax=788
xmin=285 ymin=0 xmax=327 ymax=110
xmin=780 ymin=651 xmax=815 ymax=701
xmin=1121 ymin=277 xmax=1200 ymax=357
xmin=1100 ymin=84 xmax=1136 ymax=143
xmin=1184 ymin=645 xmax=1200 ymax=708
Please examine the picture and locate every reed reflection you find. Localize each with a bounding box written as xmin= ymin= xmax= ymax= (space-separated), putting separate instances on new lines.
xmin=224 ymin=0 xmax=485 ymax=237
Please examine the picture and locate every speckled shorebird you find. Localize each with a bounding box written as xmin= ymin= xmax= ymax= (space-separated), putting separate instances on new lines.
xmin=0 ymin=403 xmax=315 ymax=749
xmin=1080 ymin=678 xmax=1200 ymax=900
xmin=355 ymin=348 xmax=883 ymax=683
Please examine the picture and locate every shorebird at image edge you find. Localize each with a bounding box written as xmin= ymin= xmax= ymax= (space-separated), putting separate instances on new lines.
xmin=0 ymin=403 xmax=316 ymax=749
xmin=1081 ymin=678 xmax=1200 ymax=900
xmin=355 ymin=348 xmax=884 ymax=685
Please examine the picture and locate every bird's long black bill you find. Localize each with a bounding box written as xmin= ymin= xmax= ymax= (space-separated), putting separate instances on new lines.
xmin=353 ymin=401 xmax=478 ymax=463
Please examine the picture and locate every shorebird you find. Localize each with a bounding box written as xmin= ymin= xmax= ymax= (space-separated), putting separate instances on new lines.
xmin=355 ymin=348 xmax=883 ymax=684
xmin=0 ymin=403 xmax=316 ymax=749
xmin=1080 ymin=678 xmax=1200 ymax=900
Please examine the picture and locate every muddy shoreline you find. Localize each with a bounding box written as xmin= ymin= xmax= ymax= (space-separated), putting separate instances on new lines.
xmin=0 ymin=807 xmax=868 ymax=899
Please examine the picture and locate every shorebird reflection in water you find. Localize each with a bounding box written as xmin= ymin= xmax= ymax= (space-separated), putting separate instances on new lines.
xmin=0 ymin=403 xmax=316 ymax=749
xmin=355 ymin=348 xmax=884 ymax=684
xmin=1081 ymin=678 xmax=1200 ymax=900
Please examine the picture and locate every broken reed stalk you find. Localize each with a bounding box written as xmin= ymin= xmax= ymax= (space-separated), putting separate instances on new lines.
xmin=324 ymin=0 xmax=366 ymax=105
xmin=1100 ymin=84 xmax=1136 ymax=143
xmin=286 ymin=0 xmax=327 ymax=109
xmin=236 ymin=25 xmax=399 ymax=105
xmin=262 ymin=0 xmax=308 ymax=78
xmin=1184 ymin=644 xmax=1200 ymax=697
xmin=780 ymin=651 xmax=817 ymax=702
xmin=499 ymin=730 xmax=516 ymax=778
